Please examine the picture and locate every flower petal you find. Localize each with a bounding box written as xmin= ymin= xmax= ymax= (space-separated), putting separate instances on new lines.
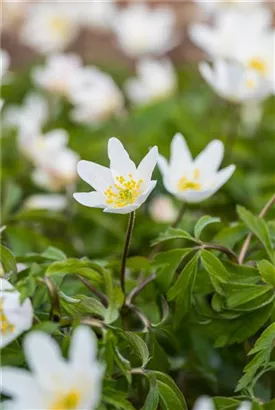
xmin=135 ymin=180 xmax=157 ymax=206
xmin=69 ymin=326 xmax=98 ymax=365
xmin=108 ymin=137 xmax=136 ymax=176
xmin=103 ymin=204 xmax=140 ymax=214
xmin=170 ymin=133 xmax=193 ymax=178
xmin=137 ymin=146 xmax=158 ymax=184
xmin=73 ymin=192 xmax=105 ymax=208
xmin=193 ymin=396 xmax=215 ymax=410
xmin=77 ymin=160 xmax=113 ymax=193
xmin=157 ymin=154 xmax=169 ymax=176
xmin=23 ymin=331 xmax=67 ymax=390
xmin=1 ymin=368 xmax=35 ymax=398
xmin=177 ymin=189 xmax=214 ymax=203
xmin=212 ymin=164 xmax=236 ymax=192
xmin=194 ymin=140 xmax=224 ymax=175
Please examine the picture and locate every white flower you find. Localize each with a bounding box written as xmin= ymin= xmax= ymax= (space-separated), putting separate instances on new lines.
xmin=158 ymin=133 xmax=235 ymax=203
xmin=0 ymin=278 xmax=33 ymax=349
xmin=149 ymin=195 xmax=177 ymax=223
xmin=125 ymin=58 xmax=177 ymax=105
xmin=238 ymin=402 xmax=252 ymax=410
xmin=189 ymin=7 xmax=272 ymax=60
xmin=193 ymin=396 xmax=214 ymax=410
xmin=113 ymin=4 xmax=176 ymax=58
xmin=23 ymin=194 xmax=67 ymax=211
xmin=199 ymin=60 xmax=272 ymax=103
xmin=3 ymin=93 xmax=48 ymax=133
xmin=0 ymin=49 xmax=10 ymax=82
xmin=21 ymin=2 xmax=79 ymax=54
xmin=1 ymin=326 xmax=104 ymax=410
xmin=192 ymin=0 xmax=264 ymax=15
xmin=69 ymin=67 xmax=124 ymax=125
xmin=74 ymin=137 xmax=158 ymax=214
xmin=18 ymin=128 xmax=79 ymax=191
xmin=32 ymin=54 xmax=83 ymax=98
xmin=74 ymin=0 xmax=117 ymax=31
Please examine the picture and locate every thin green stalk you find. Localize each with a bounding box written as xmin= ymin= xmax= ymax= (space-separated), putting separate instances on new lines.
xmin=120 ymin=211 xmax=136 ymax=294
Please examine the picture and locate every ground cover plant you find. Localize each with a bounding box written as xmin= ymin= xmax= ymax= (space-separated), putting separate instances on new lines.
xmin=1 ymin=1 xmax=275 ymax=409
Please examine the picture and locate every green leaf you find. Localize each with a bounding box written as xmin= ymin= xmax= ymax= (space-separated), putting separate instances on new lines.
xmin=167 ymin=253 xmax=199 ymax=305
xmin=104 ymin=270 xmax=124 ymax=324
xmin=248 ymin=322 xmax=275 ymax=355
xmin=263 ymin=399 xmax=275 ymax=410
xmin=235 ymin=350 xmax=267 ymax=391
xmin=61 ymin=294 xmax=106 ymax=319
xmin=194 ymin=216 xmax=221 ymax=239
xmin=126 ymin=256 xmax=151 ymax=271
xmin=201 ymin=249 xmax=229 ymax=295
xmin=143 ymin=374 xmax=159 ymax=410
xmin=258 ymin=260 xmax=275 ymax=287
xmin=153 ymin=248 xmax=193 ymax=291
xmin=41 ymin=246 xmax=67 ymax=261
xmin=103 ymin=388 xmax=135 ymax=410
xmin=152 ymin=372 xmax=187 ymax=410
xmin=0 ymin=244 xmax=17 ymax=275
xmin=151 ymin=227 xmax=196 ymax=246
xmin=237 ymin=205 xmax=274 ymax=262
xmin=122 ymin=331 xmax=150 ymax=367
xmin=225 ymin=283 xmax=272 ymax=309
xmin=46 ymin=258 xmax=102 ymax=284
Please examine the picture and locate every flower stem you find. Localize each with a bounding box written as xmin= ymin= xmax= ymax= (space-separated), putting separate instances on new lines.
xmin=120 ymin=211 xmax=136 ymax=294
xmin=238 ymin=193 xmax=275 ymax=264
xmin=225 ymin=103 xmax=239 ymax=162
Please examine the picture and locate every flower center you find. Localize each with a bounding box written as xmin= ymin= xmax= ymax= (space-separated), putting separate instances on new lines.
xmin=248 ymin=58 xmax=267 ymax=76
xmin=104 ymin=174 xmax=143 ymax=208
xmin=177 ymin=168 xmax=202 ymax=192
xmin=49 ymin=17 xmax=70 ymax=36
xmin=51 ymin=390 xmax=81 ymax=410
xmin=0 ymin=299 xmax=15 ymax=335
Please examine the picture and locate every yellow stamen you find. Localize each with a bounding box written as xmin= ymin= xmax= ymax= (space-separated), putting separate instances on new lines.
xmin=49 ymin=17 xmax=70 ymax=36
xmin=51 ymin=390 xmax=81 ymax=410
xmin=177 ymin=176 xmax=202 ymax=192
xmin=248 ymin=58 xmax=267 ymax=76
xmin=0 ymin=299 xmax=15 ymax=335
xmin=104 ymin=176 xmax=143 ymax=208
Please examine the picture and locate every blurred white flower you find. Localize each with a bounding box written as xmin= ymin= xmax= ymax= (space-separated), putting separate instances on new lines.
xmin=238 ymin=402 xmax=252 ymax=410
xmin=0 ymin=49 xmax=10 ymax=82
xmin=234 ymin=31 xmax=274 ymax=87
xmin=193 ymin=396 xmax=214 ymax=410
xmin=192 ymin=0 xmax=264 ymax=15
xmin=74 ymin=0 xmax=117 ymax=31
xmin=189 ymin=7 xmax=272 ymax=59
xmin=158 ymin=133 xmax=235 ymax=203
xmin=113 ymin=4 xmax=176 ymax=58
xmin=18 ymin=128 xmax=79 ymax=191
xmin=1 ymin=0 xmax=29 ymax=31
xmin=0 ymin=278 xmax=33 ymax=349
xmin=125 ymin=58 xmax=177 ymax=105
xmin=149 ymin=195 xmax=177 ymax=223
xmin=199 ymin=60 xmax=272 ymax=103
xmin=240 ymin=101 xmax=264 ymax=135
xmin=32 ymin=54 xmax=83 ymax=98
xmin=24 ymin=194 xmax=67 ymax=211
xmin=1 ymin=326 xmax=104 ymax=410
xmin=21 ymin=2 xmax=79 ymax=54
xmin=74 ymin=137 xmax=158 ymax=214
xmin=69 ymin=67 xmax=124 ymax=125
xmin=3 ymin=93 xmax=48 ymax=133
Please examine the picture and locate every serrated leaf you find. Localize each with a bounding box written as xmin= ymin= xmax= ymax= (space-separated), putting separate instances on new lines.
xmin=201 ymin=249 xmax=228 ymax=295
xmin=226 ymin=283 xmax=272 ymax=309
xmin=151 ymin=227 xmax=196 ymax=246
xmin=249 ymin=322 xmax=275 ymax=355
xmin=235 ymin=350 xmax=267 ymax=391
xmin=122 ymin=331 xmax=150 ymax=367
xmin=237 ymin=206 xmax=274 ymax=262
xmin=167 ymin=253 xmax=198 ymax=304
xmin=258 ymin=260 xmax=275 ymax=287
xmin=46 ymin=258 xmax=102 ymax=284
xmin=194 ymin=216 xmax=221 ymax=239
xmin=0 ymin=244 xmax=17 ymax=276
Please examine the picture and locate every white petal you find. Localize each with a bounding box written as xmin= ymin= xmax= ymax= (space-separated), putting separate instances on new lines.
xmin=1 ymin=368 xmax=34 ymax=398
xmin=77 ymin=160 xmax=113 ymax=193
xmin=135 ymin=180 xmax=157 ymax=206
xmin=108 ymin=137 xmax=136 ymax=176
xmin=4 ymin=294 xmax=33 ymax=331
xmin=212 ymin=164 xmax=236 ymax=192
xmin=238 ymin=402 xmax=252 ymax=410
xmin=23 ymin=331 xmax=67 ymax=390
xmin=170 ymin=133 xmax=193 ymax=178
xmin=193 ymin=396 xmax=215 ymax=410
xmin=194 ymin=140 xmax=224 ymax=175
xmin=137 ymin=146 xmax=158 ymax=184
xmin=178 ymin=189 xmax=214 ymax=204
xmin=73 ymin=192 xmax=105 ymax=208
xmin=158 ymin=154 xmax=169 ymax=176
xmin=0 ymin=278 xmax=14 ymax=292
xmin=103 ymin=203 xmax=140 ymax=215
xmin=69 ymin=326 xmax=98 ymax=366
